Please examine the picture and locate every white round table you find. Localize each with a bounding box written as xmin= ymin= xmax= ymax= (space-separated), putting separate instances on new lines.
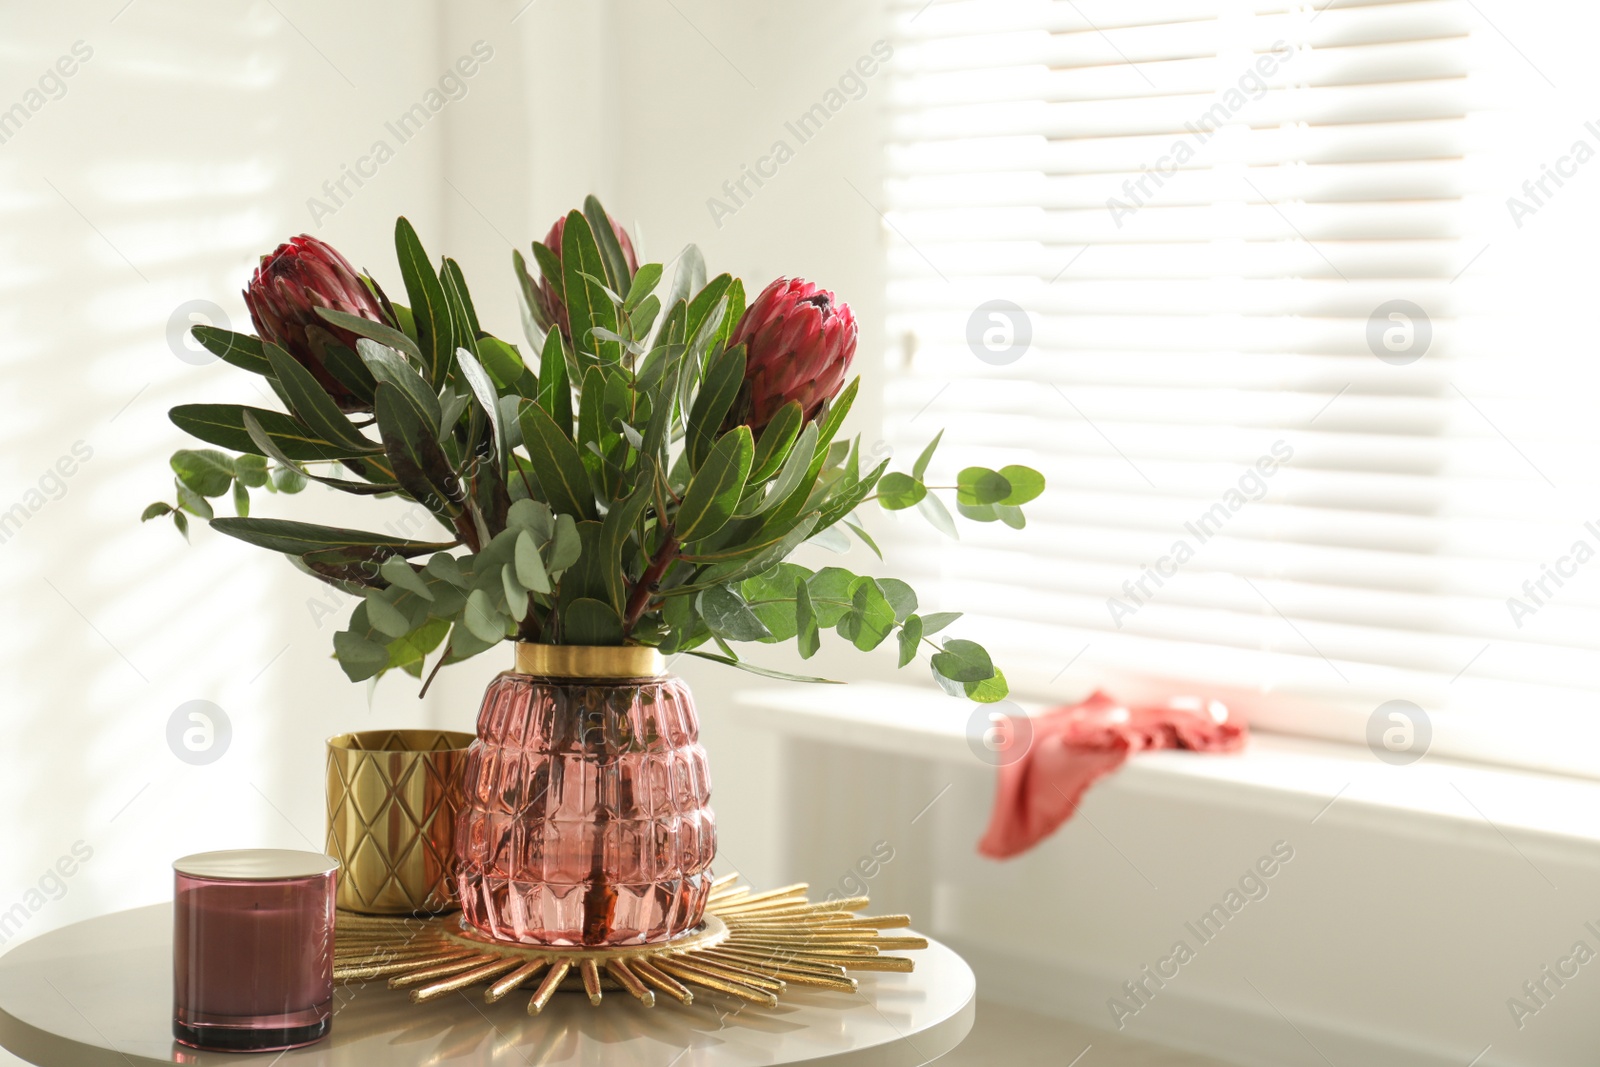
xmin=0 ymin=905 xmax=974 ymax=1066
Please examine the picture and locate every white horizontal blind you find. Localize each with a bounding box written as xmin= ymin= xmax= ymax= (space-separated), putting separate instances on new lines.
xmin=883 ymin=0 xmax=1600 ymax=774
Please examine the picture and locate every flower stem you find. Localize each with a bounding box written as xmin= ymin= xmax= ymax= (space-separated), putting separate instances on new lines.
xmin=623 ymin=528 xmax=678 ymax=635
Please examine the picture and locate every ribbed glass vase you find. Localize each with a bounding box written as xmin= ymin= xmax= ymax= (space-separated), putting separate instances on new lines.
xmin=453 ymin=645 xmax=716 ymax=946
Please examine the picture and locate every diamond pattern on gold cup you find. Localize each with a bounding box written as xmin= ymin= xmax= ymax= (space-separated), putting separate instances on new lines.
xmin=325 ymin=730 xmax=473 ymax=915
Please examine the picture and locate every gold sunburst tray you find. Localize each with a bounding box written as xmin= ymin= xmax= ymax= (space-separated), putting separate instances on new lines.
xmin=334 ymin=874 xmax=927 ymax=1014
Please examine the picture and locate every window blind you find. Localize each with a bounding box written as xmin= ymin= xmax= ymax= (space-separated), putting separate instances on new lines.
xmin=882 ymin=0 xmax=1600 ymax=775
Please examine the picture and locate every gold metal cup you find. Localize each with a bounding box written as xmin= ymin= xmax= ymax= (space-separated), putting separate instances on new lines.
xmin=325 ymin=729 xmax=474 ymax=915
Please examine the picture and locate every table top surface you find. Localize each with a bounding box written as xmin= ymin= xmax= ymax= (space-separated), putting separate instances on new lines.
xmin=0 ymin=904 xmax=974 ymax=1067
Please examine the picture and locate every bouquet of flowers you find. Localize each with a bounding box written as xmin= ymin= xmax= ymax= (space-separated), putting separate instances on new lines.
xmin=145 ymin=199 xmax=1042 ymax=701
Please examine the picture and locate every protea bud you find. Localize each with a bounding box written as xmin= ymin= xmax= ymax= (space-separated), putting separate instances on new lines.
xmin=535 ymin=212 xmax=639 ymax=343
xmin=242 ymin=235 xmax=388 ymax=412
xmin=726 ymin=278 xmax=857 ymax=433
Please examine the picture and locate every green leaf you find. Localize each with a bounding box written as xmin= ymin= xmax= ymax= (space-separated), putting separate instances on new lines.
xmin=837 ymin=578 xmax=897 ymax=652
xmin=363 ymin=589 xmax=411 ymax=639
xmin=912 ymin=430 xmax=943 ymax=481
xmin=600 ymin=483 xmax=652 ymax=614
xmin=190 ymin=325 xmax=271 ymax=375
xmin=334 ymin=630 xmax=391 ymax=682
xmin=426 ymin=552 xmax=468 ymax=588
xmin=357 ymin=339 xmax=440 ymax=432
xmin=232 ymin=480 xmax=250 ymax=516
xmin=920 ymin=611 xmax=962 ymax=636
xmin=478 ymin=335 xmax=527 ymax=391
xmin=999 ymin=465 xmax=1045 ymax=505
xmin=749 ymin=401 xmax=803 ymax=485
xmin=463 ymin=588 xmax=508 ymax=643
xmin=957 ymin=467 xmax=1013 ymax=506
xmin=762 ymin=378 xmax=859 ymax=535
xmin=995 ymin=503 xmax=1026 ymax=529
xmin=625 ymin=263 xmax=663 ymax=310
xmin=170 ymin=404 xmax=358 ymax=462
xmin=957 ymin=501 xmax=1000 ymax=523
xmin=965 ymin=667 xmax=1009 ymax=703
xmin=815 ymin=456 xmax=890 ymax=532
xmin=141 ymin=502 xmax=173 ymax=522
xmin=534 ymin=327 xmax=572 ymax=430
xmin=318 ymin=342 xmax=377 ymax=408
xmin=565 ymin=597 xmax=623 ymax=645
xmin=374 ymin=383 xmax=462 ymax=515
xmin=555 ymin=520 xmax=608 ymax=606
xmin=666 ymin=245 xmax=706 ymax=315
xmin=315 ymin=308 xmax=422 ymax=363
xmin=918 ymin=492 xmax=959 ymax=539
xmin=686 ymin=343 xmax=746 ymax=470
xmin=394 ymin=216 xmax=454 ymax=384
xmin=897 ymin=613 xmax=923 ymax=667
xmin=931 ymin=638 xmax=994 ymax=683
xmin=233 ymin=453 xmax=269 ymax=488
xmin=746 ymin=422 xmax=818 ymax=518
xmin=878 ymin=578 xmax=918 ymax=621
xmin=682 ymin=649 xmax=844 ymax=685
xmin=507 ymin=498 xmax=555 ymax=539
xmin=208 ymin=517 xmax=454 ymax=557
xmin=171 ymin=449 xmax=235 ymax=497
xmin=693 ymin=513 xmax=821 ymax=588
xmin=385 ymin=617 xmax=449 ymax=673
xmin=519 ymin=401 xmax=596 ymax=520
xmin=808 ymin=526 xmax=850 ymax=553
xmin=242 ymin=411 xmax=398 ymax=496
xmin=442 ymin=617 xmax=500 ymax=665
xmin=876 ymin=471 xmax=926 ymax=511
xmin=697 ymin=585 xmax=772 ymax=642
xmin=845 ymin=520 xmax=882 ymax=559
xmin=454 ymin=345 xmax=505 ymax=464
xmin=685 ymin=275 xmax=734 ymax=352
xmin=513 ymin=248 xmax=548 ymax=347
xmin=715 ymin=278 xmax=745 ymax=352
xmin=172 ymin=509 xmax=190 ymax=540
xmin=380 ymin=555 xmax=435 ymax=600
xmin=584 ymin=195 xmax=634 ymax=293
xmin=805 ymin=568 xmax=858 ymax=626
xmin=502 ymin=564 xmax=528 ymax=620
xmin=261 ymin=343 xmax=380 ymax=454
xmin=739 ymin=563 xmax=809 ymax=642
xmin=175 ymin=481 xmax=213 ymax=519
xmin=561 ymin=210 xmax=621 ymax=367
xmin=271 ymin=464 xmax=308 ymax=493
xmin=627 ymin=295 xmax=661 ymax=340
xmin=549 ymin=514 xmax=582 ymax=572
xmin=795 ymin=577 xmax=820 ymax=659
xmin=514 ymin=530 xmax=551 ymax=594
xmin=440 ymin=257 xmax=482 ymax=348
xmin=678 ymin=427 xmax=754 ymax=543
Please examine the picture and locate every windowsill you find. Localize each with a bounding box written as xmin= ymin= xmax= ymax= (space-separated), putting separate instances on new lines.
xmin=734 ymin=682 xmax=1600 ymax=863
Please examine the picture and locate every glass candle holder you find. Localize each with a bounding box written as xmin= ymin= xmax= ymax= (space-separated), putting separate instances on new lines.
xmin=172 ymin=850 xmax=338 ymax=1052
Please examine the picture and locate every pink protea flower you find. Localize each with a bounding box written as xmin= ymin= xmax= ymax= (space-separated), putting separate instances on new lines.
xmin=242 ymin=235 xmax=388 ymax=412
xmin=727 ymin=278 xmax=857 ymax=433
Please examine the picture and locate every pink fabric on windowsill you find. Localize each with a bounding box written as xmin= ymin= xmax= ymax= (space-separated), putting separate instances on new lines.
xmin=977 ymin=690 xmax=1248 ymax=859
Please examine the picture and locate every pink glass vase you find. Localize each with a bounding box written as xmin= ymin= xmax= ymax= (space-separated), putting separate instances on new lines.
xmin=454 ymin=645 xmax=715 ymax=946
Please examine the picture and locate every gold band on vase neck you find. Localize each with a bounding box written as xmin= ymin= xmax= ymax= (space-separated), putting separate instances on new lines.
xmin=513 ymin=643 xmax=666 ymax=679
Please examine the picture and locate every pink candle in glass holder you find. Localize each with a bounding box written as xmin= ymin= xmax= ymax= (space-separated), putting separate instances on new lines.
xmin=172 ymin=850 xmax=338 ymax=1053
